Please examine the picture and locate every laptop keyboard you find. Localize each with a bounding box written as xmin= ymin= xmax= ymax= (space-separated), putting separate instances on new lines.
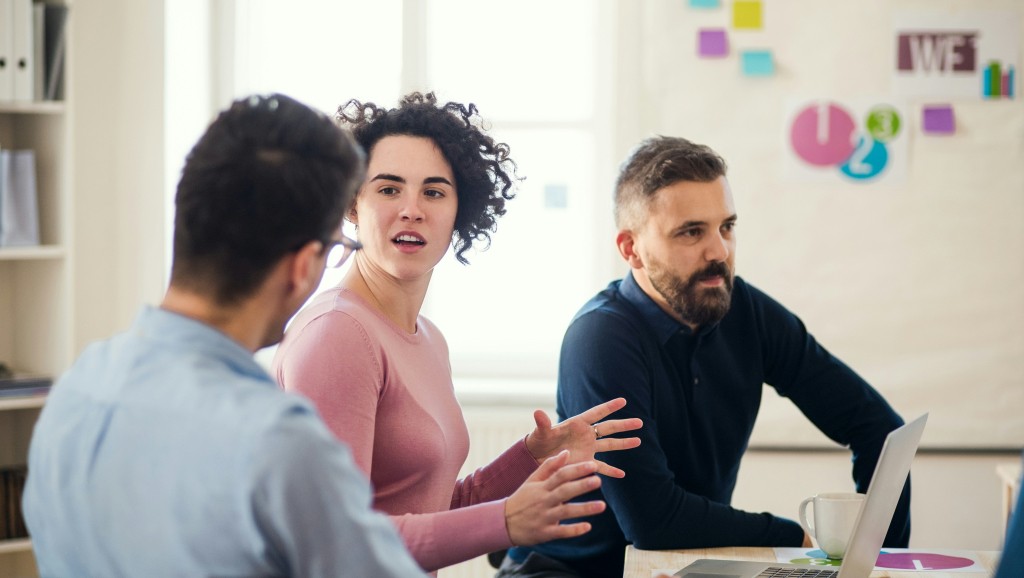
xmin=755 ymin=568 xmax=838 ymax=578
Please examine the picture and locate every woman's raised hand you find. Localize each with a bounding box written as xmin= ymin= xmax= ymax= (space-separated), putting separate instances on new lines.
xmin=504 ymin=451 xmax=606 ymax=546
xmin=524 ymin=397 xmax=642 ymax=478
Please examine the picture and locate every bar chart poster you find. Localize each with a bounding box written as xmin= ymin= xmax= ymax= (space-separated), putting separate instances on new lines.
xmin=893 ymin=11 xmax=1018 ymax=100
xmin=784 ymin=99 xmax=908 ymax=184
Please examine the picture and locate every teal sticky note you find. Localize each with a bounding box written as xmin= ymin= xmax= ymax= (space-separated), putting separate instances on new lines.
xmin=741 ymin=50 xmax=774 ymax=76
xmin=689 ymin=0 xmax=720 ymax=8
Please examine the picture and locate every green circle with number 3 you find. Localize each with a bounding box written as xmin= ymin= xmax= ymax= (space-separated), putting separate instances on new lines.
xmin=865 ymin=106 xmax=901 ymax=143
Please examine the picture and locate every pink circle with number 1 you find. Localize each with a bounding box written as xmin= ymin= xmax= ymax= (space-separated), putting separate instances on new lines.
xmin=790 ymin=102 xmax=857 ymax=167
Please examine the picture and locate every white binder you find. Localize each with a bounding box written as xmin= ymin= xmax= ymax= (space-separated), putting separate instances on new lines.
xmin=11 ymin=0 xmax=33 ymax=101
xmin=0 ymin=149 xmax=40 ymax=246
xmin=0 ymin=0 xmax=13 ymax=100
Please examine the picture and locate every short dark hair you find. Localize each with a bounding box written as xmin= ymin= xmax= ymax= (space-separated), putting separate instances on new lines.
xmin=336 ymin=92 xmax=518 ymax=264
xmin=171 ymin=93 xmax=364 ymax=305
xmin=614 ymin=136 xmax=728 ymax=230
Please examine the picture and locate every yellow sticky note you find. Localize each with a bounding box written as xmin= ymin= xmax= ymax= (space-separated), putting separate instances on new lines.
xmin=733 ymin=0 xmax=762 ymax=29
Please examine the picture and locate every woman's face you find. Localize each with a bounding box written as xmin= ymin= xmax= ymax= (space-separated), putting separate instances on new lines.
xmin=349 ymin=135 xmax=458 ymax=281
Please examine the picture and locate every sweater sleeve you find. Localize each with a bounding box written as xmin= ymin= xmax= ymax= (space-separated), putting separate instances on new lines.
xmin=559 ymin=310 xmax=804 ymax=549
xmin=450 ymin=438 xmax=538 ymax=508
xmin=275 ymin=310 xmax=383 ymax=477
xmin=389 ymin=500 xmax=512 ymax=572
xmin=750 ymin=284 xmax=911 ymax=547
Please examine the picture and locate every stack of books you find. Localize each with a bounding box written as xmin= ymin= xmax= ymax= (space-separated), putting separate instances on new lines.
xmin=0 ymin=465 xmax=28 ymax=540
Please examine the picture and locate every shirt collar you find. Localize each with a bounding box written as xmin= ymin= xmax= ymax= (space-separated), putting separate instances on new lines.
xmin=618 ymin=271 xmax=690 ymax=345
xmin=132 ymin=305 xmax=272 ymax=383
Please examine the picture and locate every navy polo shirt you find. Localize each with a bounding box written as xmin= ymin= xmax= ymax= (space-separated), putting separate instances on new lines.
xmin=513 ymin=273 xmax=909 ymax=578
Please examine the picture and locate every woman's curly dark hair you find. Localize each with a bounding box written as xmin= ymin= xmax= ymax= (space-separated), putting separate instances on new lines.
xmin=336 ymin=92 xmax=519 ymax=264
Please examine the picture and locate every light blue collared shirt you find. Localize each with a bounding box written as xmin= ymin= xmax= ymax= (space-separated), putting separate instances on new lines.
xmin=23 ymin=306 xmax=427 ymax=578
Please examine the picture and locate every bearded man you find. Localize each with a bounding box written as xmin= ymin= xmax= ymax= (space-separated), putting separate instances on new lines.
xmin=499 ymin=136 xmax=910 ymax=578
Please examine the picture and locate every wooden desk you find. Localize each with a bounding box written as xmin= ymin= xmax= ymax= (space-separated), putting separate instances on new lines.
xmin=624 ymin=546 xmax=1001 ymax=578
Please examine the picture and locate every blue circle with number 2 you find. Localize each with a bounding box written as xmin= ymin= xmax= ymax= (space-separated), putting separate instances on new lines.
xmin=839 ymin=135 xmax=888 ymax=180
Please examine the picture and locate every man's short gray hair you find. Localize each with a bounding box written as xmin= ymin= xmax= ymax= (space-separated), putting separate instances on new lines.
xmin=614 ymin=136 xmax=728 ymax=230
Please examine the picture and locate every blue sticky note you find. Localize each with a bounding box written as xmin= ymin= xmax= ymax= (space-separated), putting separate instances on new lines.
xmin=689 ymin=0 xmax=720 ymax=8
xmin=543 ymin=183 xmax=568 ymax=209
xmin=741 ymin=50 xmax=774 ymax=76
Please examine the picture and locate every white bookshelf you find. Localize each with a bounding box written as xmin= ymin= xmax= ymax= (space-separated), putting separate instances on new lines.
xmin=0 ymin=102 xmax=64 ymax=115
xmin=0 ymin=246 xmax=65 ymax=260
xmin=0 ymin=540 xmax=31 ymax=556
xmin=0 ymin=537 xmax=32 ymax=578
xmin=0 ymin=397 xmax=46 ymax=412
xmin=0 ymin=103 xmax=73 ymax=380
xmin=0 ymin=2 xmax=72 ymax=575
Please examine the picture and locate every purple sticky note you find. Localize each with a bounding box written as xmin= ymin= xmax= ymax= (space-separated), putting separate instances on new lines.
xmin=698 ymin=28 xmax=728 ymax=58
xmin=922 ymin=105 xmax=955 ymax=134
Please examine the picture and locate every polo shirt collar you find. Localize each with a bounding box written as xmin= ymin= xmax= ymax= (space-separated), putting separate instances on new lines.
xmin=619 ymin=271 xmax=689 ymax=345
xmin=619 ymin=272 xmax=728 ymax=343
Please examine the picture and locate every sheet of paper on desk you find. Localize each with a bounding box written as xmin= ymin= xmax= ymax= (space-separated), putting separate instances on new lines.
xmin=773 ymin=547 xmax=986 ymax=572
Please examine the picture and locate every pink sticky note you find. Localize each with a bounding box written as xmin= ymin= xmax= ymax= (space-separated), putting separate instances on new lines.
xmin=698 ymin=29 xmax=728 ymax=58
xmin=922 ymin=105 xmax=955 ymax=134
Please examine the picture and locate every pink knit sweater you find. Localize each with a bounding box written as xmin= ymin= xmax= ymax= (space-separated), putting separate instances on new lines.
xmin=272 ymin=288 xmax=538 ymax=572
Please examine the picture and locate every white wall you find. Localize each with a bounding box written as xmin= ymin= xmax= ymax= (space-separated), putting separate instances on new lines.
xmin=733 ymin=449 xmax=1018 ymax=551
xmin=610 ymin=0 xmax=1024 ymax=450
xmin=71 ymin=0 xmax=167 ymax=352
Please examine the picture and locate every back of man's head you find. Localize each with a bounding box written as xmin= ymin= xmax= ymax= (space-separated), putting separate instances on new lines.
xmin=170 ymin=94 xmax=364 ymax=305
xmin=614 ymin=136 xmax=728 ymax=230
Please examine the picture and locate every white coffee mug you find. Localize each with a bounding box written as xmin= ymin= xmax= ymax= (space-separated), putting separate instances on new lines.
xmin=798 ymin=492 xmax=865 ymax=559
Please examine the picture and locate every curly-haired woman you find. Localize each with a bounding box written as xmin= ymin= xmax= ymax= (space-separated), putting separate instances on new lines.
xmin=271 ymin=93 xmax=642 ymax=573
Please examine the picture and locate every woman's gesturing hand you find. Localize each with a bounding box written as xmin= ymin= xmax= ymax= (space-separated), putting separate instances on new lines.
xmin=504 ymin=451 xmax=606 ymax=546
xmin=524 ymin=397 xmax=643 ymax=478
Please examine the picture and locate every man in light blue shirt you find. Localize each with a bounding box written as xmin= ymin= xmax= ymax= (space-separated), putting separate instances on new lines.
xmin=22 ymin=94 xmax=429 ymax=577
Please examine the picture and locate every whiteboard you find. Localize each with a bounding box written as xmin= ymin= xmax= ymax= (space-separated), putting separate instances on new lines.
xmin=621 ymin=0 xmax=1024 ymax=449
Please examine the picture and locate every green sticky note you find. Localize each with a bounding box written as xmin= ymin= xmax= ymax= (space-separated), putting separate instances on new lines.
xmin=689 ymin=0 xmax=720 ymax=8
xmin=733 ymin=0 xmax=762 ymax=29
xmin=741 ymin=50 xmax=774 ymax=76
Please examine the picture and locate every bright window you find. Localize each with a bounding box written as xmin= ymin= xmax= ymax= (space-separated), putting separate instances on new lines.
xmin=231 ymin=0 xmax=614 ymax=386
xmin=232 ymin=0 xmax=402 ymax=114
xmin=424 ymin=0 xmax=597 ymax=123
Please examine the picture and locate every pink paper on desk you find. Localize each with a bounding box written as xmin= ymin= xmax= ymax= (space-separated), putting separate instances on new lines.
xmin=773 ymin=547 xmax=986 ymax=572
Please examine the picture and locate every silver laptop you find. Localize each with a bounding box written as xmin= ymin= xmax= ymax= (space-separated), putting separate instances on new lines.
xmin=675 ymin=413 xmax=928 ymax=578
